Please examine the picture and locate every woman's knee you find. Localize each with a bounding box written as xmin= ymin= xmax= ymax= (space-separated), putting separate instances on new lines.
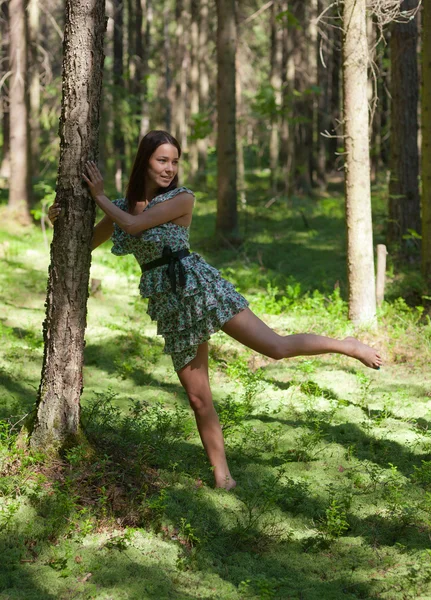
xmin=187 ymin=390 xmax=212 ymax=415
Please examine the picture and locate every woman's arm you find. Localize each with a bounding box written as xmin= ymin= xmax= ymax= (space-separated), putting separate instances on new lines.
xmin=92 ymin=215 xmax=114 ymax=250
xmin=93 ymin=191 xmax=194 ymax=235
xmin=82 ymin=160 xmax=194 ymax=235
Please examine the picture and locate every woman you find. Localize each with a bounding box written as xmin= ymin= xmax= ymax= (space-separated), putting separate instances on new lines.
xmin=49 ymin=130 xmax=382 ymax=490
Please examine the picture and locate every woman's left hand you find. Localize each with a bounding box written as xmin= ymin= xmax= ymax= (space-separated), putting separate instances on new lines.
xmin=82 ymin=161 xmax=105 ymax=199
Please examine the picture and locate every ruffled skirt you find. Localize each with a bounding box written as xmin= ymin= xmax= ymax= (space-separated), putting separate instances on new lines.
xmin=139 ymin=253 xmax=249 ymax=371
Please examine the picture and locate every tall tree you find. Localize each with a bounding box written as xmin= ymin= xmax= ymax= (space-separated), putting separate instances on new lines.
xmin=9 ymin=0 xmax=31 ymax=222
xmin=197 ymin=0 xmax=209 ymax=173
xmin=189 ymin=0 xmax=199 ymax=178
xmin=113 ymin=0 xmax=125 ymax=192
xmin=269 ymin=0 xmax=283 ymax=193
xmin=28 ymin=0 xmax=40 ymax=177
xmin=423 ymin=0 xmax=431 ymax=286
xmin=0 ymin=1 xmax=10 ymax=179
xmin=216 ymin=0 xmax=238 ymax=240
xmin=29 ymin=0 xmax=107 ymax=452
xmin=139 ymin=0 xmax=152 ymax=139
xmin=342 ymin=0 xmax=376 ymax=323
xmin=387 ymin=0 xmax=420 ymax=253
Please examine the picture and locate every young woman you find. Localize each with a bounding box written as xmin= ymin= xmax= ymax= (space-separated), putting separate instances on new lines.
xmin=49 ymin=130 xmax=382 ymax=490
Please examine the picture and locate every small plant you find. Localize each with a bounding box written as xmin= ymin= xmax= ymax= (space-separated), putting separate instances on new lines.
xmin=104 ymin=527 xmax=135 ymax=551
xmin=318 ymin=499 xmax=349 ymax=540
xmin=412 ymin=460 xmax=431 ymax=487
xmin=178 ymin=517 xmax=200 ymax=548
xmin=293 ymin=419 xmax=327 ymax=461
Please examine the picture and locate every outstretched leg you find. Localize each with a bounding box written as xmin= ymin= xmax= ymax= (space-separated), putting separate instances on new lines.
xmin=222 ymin=308 xmax=382 ymax=369
xmin=176 ymin=342 xmax=236 ymax=490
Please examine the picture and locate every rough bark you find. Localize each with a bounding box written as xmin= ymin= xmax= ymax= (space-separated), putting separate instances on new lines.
xmin=216 ymin=0 xmax=238 ymax=240
xmin=9 ymin=0 xmax=31 ymax=222
xmin=423 ymin=0 xmax=431 ymax=285
xmin=387 ymin=0 xmax=421 ymax=253
xmin=342 ymin=0 xmax=376 ymax=324
xmin=30 ymin=0 xmax=107 ymax=452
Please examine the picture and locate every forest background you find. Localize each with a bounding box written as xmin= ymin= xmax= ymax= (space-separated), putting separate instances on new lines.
xmin=1 ymin=0 xmax=431 ymax=599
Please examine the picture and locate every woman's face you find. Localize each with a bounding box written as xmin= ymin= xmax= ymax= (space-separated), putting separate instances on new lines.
xmin=147 ymin=143 xmax=179 ymax=189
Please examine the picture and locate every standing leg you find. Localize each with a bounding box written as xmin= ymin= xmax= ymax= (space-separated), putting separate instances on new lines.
xmin=222 ymin=308 xmax=382 ymax=369
xmin=176 ymin=342 xmax=236 ymax=490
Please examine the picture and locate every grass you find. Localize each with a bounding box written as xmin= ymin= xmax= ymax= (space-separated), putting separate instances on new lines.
xmin=1 ymin=179 xmax=431 ymax=599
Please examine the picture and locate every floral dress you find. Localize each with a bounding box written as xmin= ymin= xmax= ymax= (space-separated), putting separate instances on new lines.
xmin=110 ymin=186 xmax=249 ymax=371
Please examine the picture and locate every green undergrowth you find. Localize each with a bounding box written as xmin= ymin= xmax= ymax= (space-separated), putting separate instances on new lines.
xmin=1 ymin=187 xmax=431 ymax=599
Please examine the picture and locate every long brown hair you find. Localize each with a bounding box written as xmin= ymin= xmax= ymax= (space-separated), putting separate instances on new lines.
xmin=125 ymin=130 xmax=182 ymax=213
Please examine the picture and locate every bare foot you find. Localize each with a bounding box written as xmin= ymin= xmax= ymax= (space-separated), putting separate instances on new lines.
xmin=215 ymin=476 xmax=237 ymax=491
xmin=343 ymin=336 xmax=383 ymax=370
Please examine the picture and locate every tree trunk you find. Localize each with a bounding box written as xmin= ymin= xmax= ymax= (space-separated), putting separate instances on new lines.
xmin=197 ymin=0 xmax=209 ymax=173
xmin=423 ymin=0 xmax=431 ymax=285
xmin=28 ymin=0 xmax=40 ymax=178
xmin=342 ymin=0 xmax=376 ymax=324
xmin=387 ymin=0 xmax=420 ymax=253
xmin=174 ymin=0 xmax=188 ymax=150
xmin=280 ymin=0 xmax=295 ymax=196
xmin=163 ymin=3 xmax=172 ymax=131
xmin=269 ymin=0 xmax=282 ymax=193
xmin=113 ymin=0 xmax=125 ymax=192
xmin=30 ymin=0 xmax=107 ymax=452
xmin=328 ymin=20 xmax=341 ymax=173
xmin=316 ymin=0 xmax=330 ymax=188
xmin=9 ymin=0 xmax=31 ymax=222
xmin=139 ymin=0 xmax=152 ymax=139
xmin=0 ymin=0 xmax=10 ymax=179
xmin=216 ymin=0 xmax=238 ymax=240
xmin=189 ymin=0 xmax=199 ymax=179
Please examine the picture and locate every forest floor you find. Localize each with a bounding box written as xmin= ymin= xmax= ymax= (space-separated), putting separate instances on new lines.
xmin=1 ymin=181 xmax=431 ymax=599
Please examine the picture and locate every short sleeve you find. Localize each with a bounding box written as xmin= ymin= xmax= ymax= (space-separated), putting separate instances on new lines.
xmin=148 ymin=186 xmax=195 ymax=209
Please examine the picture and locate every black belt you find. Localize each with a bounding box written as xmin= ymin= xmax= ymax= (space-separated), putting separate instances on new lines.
xmin=142 ymin=245 xmax=190 ymax=294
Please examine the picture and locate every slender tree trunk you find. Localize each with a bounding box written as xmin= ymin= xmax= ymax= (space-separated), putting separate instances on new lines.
xmin=189 ymin=0 xmax=199 ymax=179
xmin=236 ymin=51 xmax=246 ymax=208
xmin=0 ymin=0 xmax=10 ymax=179
xmin=197 ymin=0 xmax=209 ymax=173
xmin=30 ymin=0 xmax=107 ymax=452
xmin=269 ymin=0 xmax=282 ymax=193
xmin=174 ymin=0 xmax=188 ymax=149
xmin=387 ymin=0 xmax=420 ymax=253
xmin=139 ymin=0 xmax=152 ymax=139
xmin=113 ymin=0 xmax=125 ymax=192
xmin=163 ymin=3 xmax=172 ymax=131
xmin=342 ymin=0 xmax=376 ymax=323
xmin=280 ymin=0 xmax=295 ymax=196
xmin=316 ymin=0 xmax=330 ymax=188
xmin=9 ymin=0 xmax=31 ymax=222
xmin=291 ymin=0 xmax=313 ymax=194
xmin=28 ymin=0 xmax=40 ymax=178
xmin=328 ymin=20 xmax=341 ymax=173
xmin=423 ymin=0 xmax=431 ymax=285
xmin=216 ymin=0 xmax=238 ymax=240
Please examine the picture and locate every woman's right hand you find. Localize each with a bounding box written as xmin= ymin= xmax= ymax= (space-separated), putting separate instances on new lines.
xmin=48 ymin=203 xmax=61 ymax=225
